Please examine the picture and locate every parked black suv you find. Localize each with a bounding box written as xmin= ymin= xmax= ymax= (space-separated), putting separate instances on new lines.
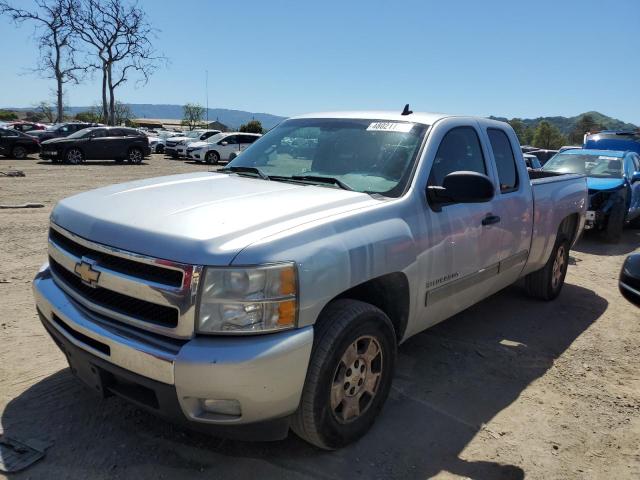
xmin=40 ymin=126 xmax=151 ymax=164
xmin=28 ymin=122 xmax=101 ymax=142
xmin=0 ymin=127 xmax=40 ymax=159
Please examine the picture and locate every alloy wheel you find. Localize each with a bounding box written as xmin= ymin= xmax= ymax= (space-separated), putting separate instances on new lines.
xmin=330 ymin=335 xmax=383 ymax=424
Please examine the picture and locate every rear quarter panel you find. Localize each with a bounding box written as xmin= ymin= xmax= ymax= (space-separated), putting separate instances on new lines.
xmin=522 ymin=174 xmax=587 ymax=276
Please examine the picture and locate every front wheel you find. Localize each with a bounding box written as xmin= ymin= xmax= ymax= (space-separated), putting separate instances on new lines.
xmin=525 ymin=234 xmax=570 ymax=300
xmin=12 ymin=146 xmax=27 ymax=159
xmin=292 ymin=299 xmax=396 ymax=449
xmin=65 ymin=148 xmax=84 ymax=164
xmin=205 ymin=151 xmax=220 ymax=165
xmin=127 ymin=148 xmax=143 ymax=164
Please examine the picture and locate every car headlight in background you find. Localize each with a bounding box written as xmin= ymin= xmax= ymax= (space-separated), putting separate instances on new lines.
xmin=197 ymin=263 xmax=297 ymax=334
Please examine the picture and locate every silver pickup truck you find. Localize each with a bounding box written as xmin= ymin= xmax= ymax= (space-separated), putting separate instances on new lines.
xmin=34 ymin=111 xmax=587 ymax=449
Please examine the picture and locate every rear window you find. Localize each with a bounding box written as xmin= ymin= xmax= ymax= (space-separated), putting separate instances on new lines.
xmin=487 ymin=128 xmax=518 ymax=192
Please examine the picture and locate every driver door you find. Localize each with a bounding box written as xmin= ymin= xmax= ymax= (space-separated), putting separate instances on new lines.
xmin=416 ymin=120 xmax=503 ymax=329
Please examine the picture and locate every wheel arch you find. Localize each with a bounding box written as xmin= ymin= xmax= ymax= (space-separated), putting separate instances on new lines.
xmin=325 ymin=272 xmax=410 ymax=343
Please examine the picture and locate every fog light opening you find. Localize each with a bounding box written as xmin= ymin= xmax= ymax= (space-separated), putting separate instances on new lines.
xmin=200 ymin=398 xmax=242 ymax=417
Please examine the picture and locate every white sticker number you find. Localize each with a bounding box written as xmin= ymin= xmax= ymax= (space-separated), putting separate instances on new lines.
xmin=366 ymin=122 xmax=414 ymax=133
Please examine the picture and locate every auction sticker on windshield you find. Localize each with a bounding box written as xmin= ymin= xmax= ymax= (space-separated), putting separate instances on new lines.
xmin=366 ymin=122 xmax=414 ymax=133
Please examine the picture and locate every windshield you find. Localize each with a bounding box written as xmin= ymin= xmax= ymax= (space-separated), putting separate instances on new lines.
xmin=225 ymin=118 xmax=428 ymax=196
xmin=206 ymin=133 xmax=224 ymax=143
xmin=542 ymin=153 xmax=624 ymax=179
xmin=186 ymin=131 xmax=203 ymax=138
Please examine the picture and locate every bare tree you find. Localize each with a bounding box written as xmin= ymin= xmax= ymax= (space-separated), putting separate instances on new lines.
xmin=0 ymin=0 xmax=84 ymax=123
xmin=181 ymin=103 xmax=205 ymax=131
xmin=69 ymin=0 xmax=163 ymax=125
xmin=35 ymin=100 xmax=56 ymax=123
xmin=113 ymin=101 xmax=133 ymax=125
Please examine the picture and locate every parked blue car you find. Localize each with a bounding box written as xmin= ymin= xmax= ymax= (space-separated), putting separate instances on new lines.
xmin=542 ymin=149 xmax=640 ymax=242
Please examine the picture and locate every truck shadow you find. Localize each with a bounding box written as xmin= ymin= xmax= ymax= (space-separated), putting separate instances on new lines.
xmin=35 ymin=161 xmax=150 ymax=167
xmin=573 ymin=229 xmax=640 ymax=256
xmin=2 ymin=283 xmax=606 ymax=479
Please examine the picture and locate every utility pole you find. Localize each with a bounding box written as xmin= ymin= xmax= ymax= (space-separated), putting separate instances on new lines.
xmin=205 ymin=70 xmax=209 ymax=126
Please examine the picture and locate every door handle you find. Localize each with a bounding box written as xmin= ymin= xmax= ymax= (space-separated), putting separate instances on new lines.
xmin=482 ymin=214 xmax=501 ymax=226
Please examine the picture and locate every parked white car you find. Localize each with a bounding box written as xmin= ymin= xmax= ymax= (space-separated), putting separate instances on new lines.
xmin=186 ymin=132 xmax=261 ymax=164
xmin=147 ymin=131 xmax=184 ymax=154
xmin=165 ymin=130 xmax=221 ymax=158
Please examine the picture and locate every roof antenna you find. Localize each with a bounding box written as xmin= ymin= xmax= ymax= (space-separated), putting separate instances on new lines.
xmin=401 ymin=104 xmax=413 ymax=116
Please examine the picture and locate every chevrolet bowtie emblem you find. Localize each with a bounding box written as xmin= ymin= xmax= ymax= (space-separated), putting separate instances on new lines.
xmin=74 ymin=260 xmax=100 ymax=286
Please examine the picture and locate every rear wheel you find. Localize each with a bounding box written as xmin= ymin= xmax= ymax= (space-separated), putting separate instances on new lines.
xmin=205 ymin=151 xmax=220 ymax=165
xmin=65 ymin=148 xmax=84 ymax=165
xmin=127 ymin=147 xmax=143 ymax=164
xmin=291 ymin=299 xmax=396 ymax=449
xmin=525 ymin=234 xmax=570 ymax=300
xmin=603 ymin=203 xmax=625 ymax=243
xmin=12 ymin=145 xmax=27 ymax=159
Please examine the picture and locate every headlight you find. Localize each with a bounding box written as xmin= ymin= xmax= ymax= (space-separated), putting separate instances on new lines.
xmin=196 ymin=263 xmax=297 ymax=334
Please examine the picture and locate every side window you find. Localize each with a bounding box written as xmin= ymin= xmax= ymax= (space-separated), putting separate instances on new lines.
xmin=428 ymin=126 xmax=486 ymax=186
xmin=109 ymin=129 xmax=124 ymax=137
xmin=222 ymin=135 xmax=238 ymax=145
xmin=124 ymin=128 xmax=141 ymax=137
xmin=241 ymin=135 xmax=258 ymax=144
xmin=630 ymin=154 xmax=640 ymax=173
xmin=487 ymin=128 xmax=519 ymax=192
xmin=90 ymin=129 xmax=107 ymax=138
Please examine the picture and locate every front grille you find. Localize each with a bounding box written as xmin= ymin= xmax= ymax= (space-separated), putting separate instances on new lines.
xmin=49 ymin=228 xmax=183 ymax=287
xmin=50 ymin=257 xmax=179 ymax=328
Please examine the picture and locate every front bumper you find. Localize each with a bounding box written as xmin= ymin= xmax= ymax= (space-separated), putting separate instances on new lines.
xmin=33 ymin=266 xmax=313 ymax=440
xmin=40 ymin=150 xmax=60 ymax=160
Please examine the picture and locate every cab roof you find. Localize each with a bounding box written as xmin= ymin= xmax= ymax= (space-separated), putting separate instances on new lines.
xmin=290 ymin=111 xmax=454 ymax=126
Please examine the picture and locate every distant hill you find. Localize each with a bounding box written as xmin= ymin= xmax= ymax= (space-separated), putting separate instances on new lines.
xmin=5 ymin=104 xmax=287 ymax=130
xmin=490 ymin=111 xmax=637 ymax=135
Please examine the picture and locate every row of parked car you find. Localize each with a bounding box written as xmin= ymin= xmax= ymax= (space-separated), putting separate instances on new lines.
xmin=533 ymin=131 xmax=640 ymax=243
xmin=155 ymin=129 xmax=263 ymax=164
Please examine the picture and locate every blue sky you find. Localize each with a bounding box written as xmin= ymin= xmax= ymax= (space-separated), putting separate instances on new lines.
xmin=1 ymin=0 xmax=639 ymax=123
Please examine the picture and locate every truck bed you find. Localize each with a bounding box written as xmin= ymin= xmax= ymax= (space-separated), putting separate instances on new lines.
xmin=523 ymin=171 xmax=587 ymax=276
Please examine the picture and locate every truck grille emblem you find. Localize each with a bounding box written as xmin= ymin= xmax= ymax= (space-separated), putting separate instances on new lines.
xmin=74 ymin=260 xmax=100 ymax=287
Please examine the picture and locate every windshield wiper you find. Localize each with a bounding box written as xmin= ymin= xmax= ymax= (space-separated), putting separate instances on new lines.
xmin=290 ymin=175 xmax=354 ymax=191
xmin=223 ymin=166 xmax=270 ymax=180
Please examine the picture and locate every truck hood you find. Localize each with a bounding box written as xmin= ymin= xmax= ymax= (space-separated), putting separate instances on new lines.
xmin=41 ymin=137 xmax=72 ymax=145
xmin=187 ymin=141 xmax=209 ymax=149
xmin=51 ymin=172 xmax=379 ymax=265
xmin=586 ymin=177 xmax=625 ymax=191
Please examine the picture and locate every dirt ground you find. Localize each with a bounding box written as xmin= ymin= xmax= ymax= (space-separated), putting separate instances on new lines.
xmin=1 ymin=155 xmax=639 ymax=480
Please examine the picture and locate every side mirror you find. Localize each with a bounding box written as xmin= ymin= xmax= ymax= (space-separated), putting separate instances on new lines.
xmin=428 ymin=171 xmax=495 ymax=205
xmin=620 ymin=254 xmax=640 ymax=307
xmin=631 ymin=172 xmax=640 ymax=183
xmin=219 ymin=141 xmax=228 ymax=146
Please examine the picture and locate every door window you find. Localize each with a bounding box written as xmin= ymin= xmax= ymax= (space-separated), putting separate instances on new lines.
xmin=221 ymin=135 xmax=238 ymax=145
xmin=90 ymin=129 xmax=107 ymax=138
xmin=110 ymin=129 xmax=125 ymax=137
xmin=487 ymin=128 xmax=519 ymax=192
xmin=428 ymin=126 xmax=486 ymax=186
xmin=240 ymin=135 xmax=258 ymax=144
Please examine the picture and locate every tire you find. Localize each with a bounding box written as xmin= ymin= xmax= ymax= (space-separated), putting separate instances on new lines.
xmin=65 ymin=148 xmax=84 ymax=165
xmin=156 ymin=144 xmax=164 ymax=154
xmin=12 ymin=145 xmax=27 ymax=159
xmin=603 ymin=203 xmax=625 ymax=243
xmin=291 ymin=299 xmax=397 ymax=450
xmin=127 ymin=148 xmax=143 ymax=164
xmin=525 ymin=234 xmax=570 ymax=300
xmin=205 ymin=151 xmax=220 ymax=165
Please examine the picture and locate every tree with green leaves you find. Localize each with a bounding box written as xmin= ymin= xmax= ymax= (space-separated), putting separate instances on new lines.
xmin=239 ymin=120 xmax=264 ymax=134
xmin=532 ymin=121 xmax=567 ymax=149
xmin=181 ymin=103 xmax=204 ymax=130
xmin=0 ymin=110 xmax=18 ymax=121
xmin=507 ymin=118 xmax=535 ymax=145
